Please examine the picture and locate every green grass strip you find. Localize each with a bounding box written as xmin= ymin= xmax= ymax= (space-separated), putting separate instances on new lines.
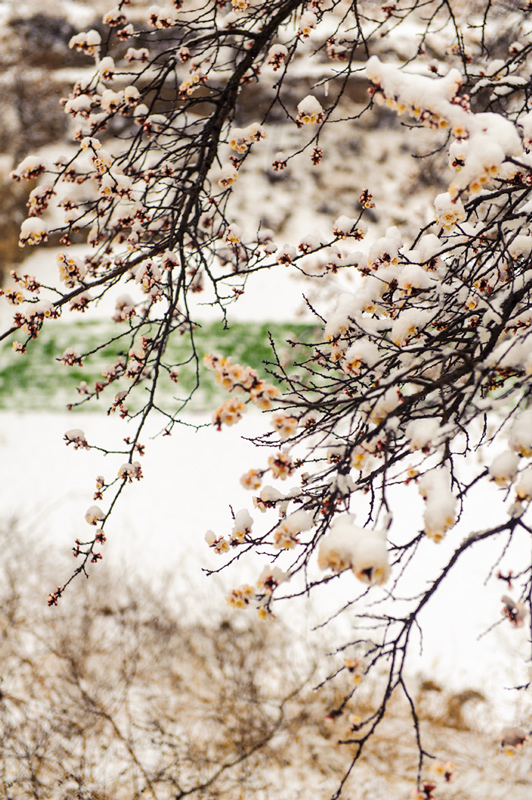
xmin=0 ymin=319 xmax=316 ymax=413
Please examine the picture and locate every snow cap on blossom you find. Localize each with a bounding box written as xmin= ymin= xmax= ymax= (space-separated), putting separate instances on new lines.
xmin=144 ymin=113 xmax=167 ymax=133
xmin=391 ymin=309 xmax=433 ymax=347
xmin=28 ymin=300 xmax=54 ymax=321
xmin=133 ymin=103 xmax=149 ymax=123
xmin=298 ymin=235 xmax=322 ymax=255
xmin=60 ymin=346 xmax=82 ymax=367
xmin=405 ymin=418 xmax=442 ymax=451
xmin=124 ymin=47 xmax=150 ymax=63
xmin=63 ymin=93 xmax=92 ymax=117
xmin=218 ymin=164 xmax=238 ymax=187
xmin=367 ymin=387 xmax=401 ymax=425
xmin=508 ymin=234 xmax=532 ymax=260
xmin=223 ymin=224 xmax=242 ymax=245
xmin=229 ymin=122 xmax=266 ymax=152
xmin=296 ymin=95 xmax=324 ymax=125
xmin=103 ymin=6 xmax=127 ymax=26
xmin=326 ymin=442 xmax=346 ymax=463
xmin=69 ymin=29 xmax=101 ymax=56
xmin=267 ymin=43 xmax=288 ymax=69
xmin=298 ymin=10 xmax=317 ymax=37
xmin=260 ymin=485 xmax=283 ymax=503
xmin=64 ymin=429 xmax=89 ymax=449
xmin=99 ymin=171 xmax=133 ymax=198
xmin=133 ymin=263 xmax=159 ymax=296
xmin=19 ymin=218 xmax=48 ymax=246
xmin=397 ymin=264 xmax=434 ymax=294
xmin=368 ymin=235 xmax=400 ymax=268
xmin=123 ymin=85 xmax=141 ymax=106
xmin=516 ymin=466 xmax=532 ymax=500
xmin=276 ymin=244 xmax=297 ymax=265
xmin=343 ymin=339 xmax=380 ymax=374
xmin=509 ymin=410 xmax=532 ymax=457
xmin=229 ymin=128 xmax=249 ymax=154
xmin=148 ymin=5 xmax=177 ymax=28
xmin=333 ymin=215 xmax=367 ymax=239
xmin=489 ymin=450 xmax=520 ymax=487
xmin=253 ymin=484 xmax=283 ymax=512
xmin=118 ymin=462 xmax=142 ymax=481
xmin=205 ymin=530 xmax=230 ymax=554
xmin=449 ymin=138 xmax=468 ymax=171
xmin=418 ymin=469 xmax=456 ymax=541
xmin=161 ymin=250 xmax=179 ymax=270
xmin=272 ymin=510 xmax=313 ymax=549
xmin=11 ymin=155 xmax=46 ymax=181
xmin=113 ymin=295 xmax=136 ymax=321
xmin=102 ymin=358 xmax=125 ymax=382
xmin=98 ymin=56 xmax=116 ymax=81
xmin=318 ymin=516 xmax=390 ymax=585
xmin=324 ymin=292 xmax=359 ymax=340
xmin=231 ymin=509 xmax=253 ymax=543
xmin=417 ymin=233 xmax=444 ymax=263
xmin=351 ymin=529 xmax=390 ymax=585
xmin=205 ymin=530 xmax=216 ymax=546
xmin=434 ymin=192 xmax=466 ymax=230
xmin=85 ymin=505 xmax=104 ymax=525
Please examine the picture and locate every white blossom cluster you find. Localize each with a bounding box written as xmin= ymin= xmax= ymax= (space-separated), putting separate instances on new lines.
xmin=204 ymin=354 xmax=280 ymax=428
xmin=366 ymin=56 xmax=524 ymax=198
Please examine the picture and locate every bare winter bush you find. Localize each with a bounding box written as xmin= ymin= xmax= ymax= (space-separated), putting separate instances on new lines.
xmin=0 ymin=522 xmax=316 ymax=799
xmin=3 ymin=0 xmax=532 ymax=793
xmin=0 ymin=519 xmax=530 ymax=800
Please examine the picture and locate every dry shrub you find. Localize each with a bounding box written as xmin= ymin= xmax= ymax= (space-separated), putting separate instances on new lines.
xmin=0 ymin=68 xmax=69 ymax=161
xmin=0 ymin=162 xmax=32 ymax=284
xmin=0 ymin=10 xmax=92 ymax=70
xmin=0 ymin=522 xmax=319 ymax=799
xmin=0 ymin=519 xmax=530 ymax=799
